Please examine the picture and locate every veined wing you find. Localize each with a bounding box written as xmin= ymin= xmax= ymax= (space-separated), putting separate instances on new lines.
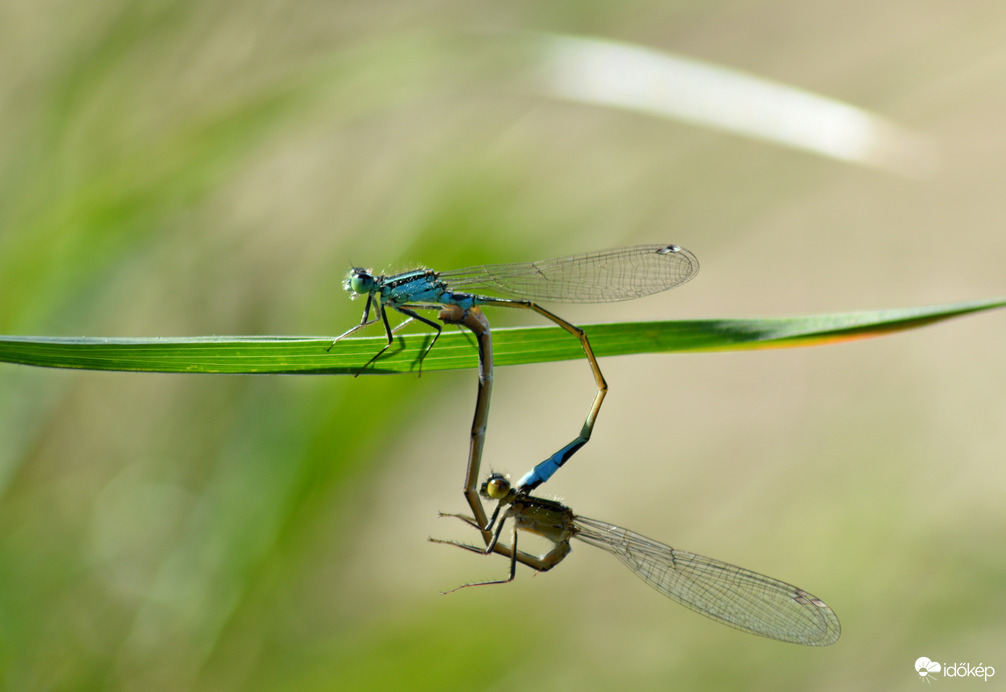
xmin=572 ymin=515 xmax=840 ymax=645
xmin=438 ymin=244 xmax=698 ymax=304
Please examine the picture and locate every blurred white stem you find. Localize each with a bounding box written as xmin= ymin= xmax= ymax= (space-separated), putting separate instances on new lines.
xmin=532 ymin=34 xmax=937 ymax=178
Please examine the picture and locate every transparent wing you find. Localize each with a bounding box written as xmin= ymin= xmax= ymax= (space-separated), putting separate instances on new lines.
xmin=572 ymin=516 xmax=840 ymax=645
xmin=438 ymin=244 xmax=698 ymax=303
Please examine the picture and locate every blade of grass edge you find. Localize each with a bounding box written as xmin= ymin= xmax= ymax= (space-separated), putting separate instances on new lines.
xmin=0 ymin=297 xmax=1003 ymax=375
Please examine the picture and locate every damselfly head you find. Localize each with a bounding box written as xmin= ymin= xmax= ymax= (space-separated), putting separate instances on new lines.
xmin=343 ymin=268 xmax=376 ymax=296
xmin=481 ymin=474 xmax=512 ymax=500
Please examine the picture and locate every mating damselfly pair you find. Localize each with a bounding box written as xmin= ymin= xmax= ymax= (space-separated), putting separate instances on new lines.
xmin=332 ymin=244 xmax=698 ymax=490
xmin=430 ymin=303 xmax=840 ymax=646
xmin=332 ymin=244 xmax=840 ymax=645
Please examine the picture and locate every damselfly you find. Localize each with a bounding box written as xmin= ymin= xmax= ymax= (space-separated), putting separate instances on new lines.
xmin=432 ymin=474 xmax=841 ymax=646
xmin=334 ymin=244 xmax=698 ymax=489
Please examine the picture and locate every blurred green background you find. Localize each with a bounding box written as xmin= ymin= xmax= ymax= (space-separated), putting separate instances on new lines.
xmin=2 ymin=1 xmax=1005 ymax=690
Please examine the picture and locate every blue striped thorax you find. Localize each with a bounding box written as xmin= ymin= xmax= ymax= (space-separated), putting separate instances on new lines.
xmin=342 ymin=267 xmax=477 ymax=309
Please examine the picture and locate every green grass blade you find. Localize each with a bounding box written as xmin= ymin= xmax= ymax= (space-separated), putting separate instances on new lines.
xmin=1 ymin=297 xmax=1004 ymax=375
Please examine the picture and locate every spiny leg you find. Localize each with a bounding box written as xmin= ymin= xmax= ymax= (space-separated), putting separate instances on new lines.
xmin=435 ymin=514 xmax=519 ymax=591
xmin=351 ymin=301 xmax=397 ymax=375
xmin=437 ymin=492 xmax=502 ymax=535
xmin=327 ymin=294 xmax=379 ymax=352
xmin=328 ymin=295 xmax=421 ymax=376
xmin=394 ymin=305 xmax=443 ymax=376
xmin=348 ymin=300 xmax=446 ymax=376
xmin=431 ymin=511 xmax=572 ymax=592
xmin=435 ymin=511 xmax=482 ymax=531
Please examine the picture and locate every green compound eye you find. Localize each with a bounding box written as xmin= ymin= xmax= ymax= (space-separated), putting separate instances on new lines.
xmin=347 ymin=270 xmax=375 ymax=294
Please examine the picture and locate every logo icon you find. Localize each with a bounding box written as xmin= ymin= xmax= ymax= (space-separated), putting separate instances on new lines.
xmin=916 ymin=657 xmax=941 ymax=683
